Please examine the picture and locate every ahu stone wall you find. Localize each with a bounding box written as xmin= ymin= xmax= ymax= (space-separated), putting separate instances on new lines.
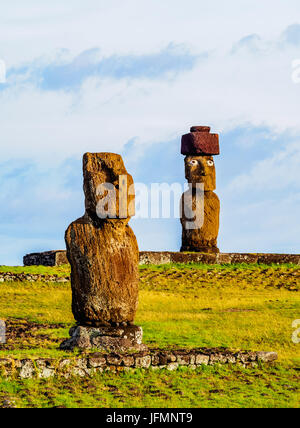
xmin=23 ymin=250 xmax=300 ymax=267
xmin=0 ymin=349 xmax=278 ymax=379
xmin=23 ymin=251 xmax=68 ymax=267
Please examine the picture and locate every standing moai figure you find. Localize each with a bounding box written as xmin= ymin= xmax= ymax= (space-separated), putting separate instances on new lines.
xmin=180 ymin=126 xmax=220 ymax=254
xmin=61 ymin=153 xmax=147 ymax=352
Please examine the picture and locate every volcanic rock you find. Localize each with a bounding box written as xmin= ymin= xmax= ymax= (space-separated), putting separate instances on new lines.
xmin=181 ymin=126 xmax=220 ymax=156
xmin=65 ymin=152 xmax=140 ymax=328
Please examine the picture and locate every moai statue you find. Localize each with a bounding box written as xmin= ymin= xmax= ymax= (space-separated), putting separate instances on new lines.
xmin=180 ymin=126 xmax=220 ymax=254
xmin=61 ymin=153 xmax=147 ymax=352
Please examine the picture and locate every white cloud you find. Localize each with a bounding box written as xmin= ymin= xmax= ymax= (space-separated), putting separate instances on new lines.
xmin=1 ymin=2 xmax=300 ymax=262
xmin=1 ymin=0 xmax=300 ymax=64
xmin=1 ymin=32 xmax=300 ymax=165
xmin=1 ymin=4 xmax=300 ymax=167
xmin=228 ymin=140 xmax=300 ymax=192
xmin=219 ymin=192 xmax=300 ymax=254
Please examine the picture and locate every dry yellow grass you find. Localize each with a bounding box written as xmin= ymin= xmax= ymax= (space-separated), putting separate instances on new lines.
xmin=0 ymin=263 xmax=299 ymax=408
xmin=0 ymin=263 xmax=298 ymax=362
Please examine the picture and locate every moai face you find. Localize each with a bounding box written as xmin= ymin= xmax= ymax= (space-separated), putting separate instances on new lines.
xmin=185 ymin=155 xmax=216 ymax=191
xmin=83 ymin=152 xmax=135 ymax=221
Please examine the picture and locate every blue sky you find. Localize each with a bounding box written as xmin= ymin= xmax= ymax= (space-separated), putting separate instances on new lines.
xmin=0 ymin=0 xmax=300 ymax=264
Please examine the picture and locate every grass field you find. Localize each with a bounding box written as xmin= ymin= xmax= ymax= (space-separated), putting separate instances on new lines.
xmin=0 ymin=263 xmax=299 ymax=408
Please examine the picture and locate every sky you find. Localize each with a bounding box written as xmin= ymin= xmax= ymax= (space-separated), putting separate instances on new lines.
xmin=1 ymin=0 xmax=300 ymax=265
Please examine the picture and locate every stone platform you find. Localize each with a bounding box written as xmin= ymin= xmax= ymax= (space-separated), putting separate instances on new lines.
xmin=0 ymin=348 xmax=278 ymax=379
xmin=139 ymin=251 xmax=300 ymax=265
xmin=23 ymin=250 xmax=68 ymax=267
xmin=23 ymin=250 xmax=300 ymax=267
xmin=60 ymin=325 xmax=148 ymax=353
xmin=0 ymin=348 xmax=277 ymax=379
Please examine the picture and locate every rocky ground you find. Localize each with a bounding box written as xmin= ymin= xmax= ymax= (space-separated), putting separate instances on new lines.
xmin=0 ymin=319 xmax=67 ymax=351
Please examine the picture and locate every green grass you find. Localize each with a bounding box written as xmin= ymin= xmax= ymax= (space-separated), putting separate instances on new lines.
xmin=0 ymin=263 xmax=299 ymax=408
xmin=0 ymin=264 xmax=70 ymax=277
xmin=1 ymin=261 xmax=298 ymax=276
xmin=0 ymin=364 xmax=299 ymax=408
xmin=139 ymin=262 xmax=300 ymax=271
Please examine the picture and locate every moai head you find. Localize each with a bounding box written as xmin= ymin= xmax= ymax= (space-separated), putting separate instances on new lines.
xmin=181 ymin=126 xmax=219 ymax=191
xmin=83 ymin=152 xmax=135 ymax=222
xmin=185 ymin=155 xmax=216 ymax=191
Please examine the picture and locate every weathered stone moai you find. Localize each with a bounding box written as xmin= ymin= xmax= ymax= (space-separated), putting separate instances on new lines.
xmin=180 ymin=126 xmax=220 ymax=254
xmin=61 ymin=153 xmax=147 ymax=352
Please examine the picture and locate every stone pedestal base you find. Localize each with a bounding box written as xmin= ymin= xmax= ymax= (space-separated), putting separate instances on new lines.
xmin=60 ymin=325 xmax=148 ymax=353
xmin=180 ymin=245 xmax=219 ymax=254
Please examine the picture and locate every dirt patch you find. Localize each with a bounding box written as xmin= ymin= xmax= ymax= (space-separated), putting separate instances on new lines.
xmin=0 ymin=318 xmax=68 ymax=351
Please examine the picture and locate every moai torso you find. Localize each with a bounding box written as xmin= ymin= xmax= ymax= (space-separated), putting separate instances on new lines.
xmin=65 ymin=153 xmax=139 ymax=326
xmin=180 ymin=127 xmax=220 ymax=254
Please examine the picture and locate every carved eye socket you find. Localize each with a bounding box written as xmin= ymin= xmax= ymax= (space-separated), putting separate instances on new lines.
xmin=189 ymin=160 xmax=198 ymax=166
xmin=207 ymin=160 xmax=214 ymax=167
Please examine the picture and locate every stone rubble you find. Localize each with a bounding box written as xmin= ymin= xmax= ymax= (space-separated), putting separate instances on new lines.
xmin=0 ymin=349 xmax=278 ymax=379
